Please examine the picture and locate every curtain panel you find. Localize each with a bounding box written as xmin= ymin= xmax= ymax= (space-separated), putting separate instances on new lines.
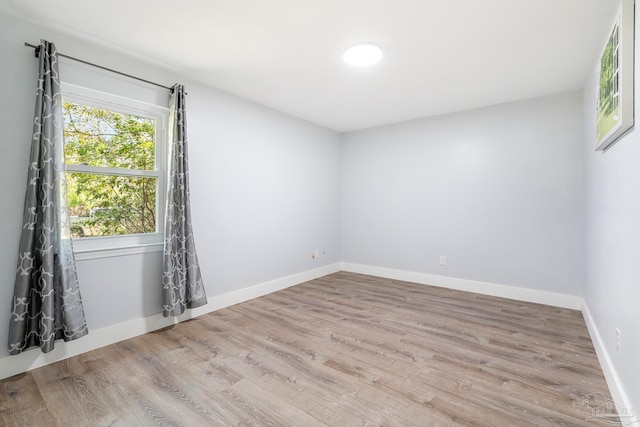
xmin=162 ymin=84 xmax=207 ymax=317
xmin=8 ymin=40 xmax=88 ymax=355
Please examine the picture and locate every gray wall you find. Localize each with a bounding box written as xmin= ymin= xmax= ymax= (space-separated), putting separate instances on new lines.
xmin=0 ymin=12 xmax=341 ymax=359
xmin=1 ymin=8 xmax=636 ymax=415
xmin=341 ymin=92 xmax=584 ymax=295
xmin=582 ymin=12 xmax=640 ymax=413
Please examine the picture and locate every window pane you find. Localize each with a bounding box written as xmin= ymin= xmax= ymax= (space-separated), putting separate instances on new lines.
xmin=67 ymin=173 xmax=157 ymax=237
xmin=63 ymin=101 xmax=155 ymax=170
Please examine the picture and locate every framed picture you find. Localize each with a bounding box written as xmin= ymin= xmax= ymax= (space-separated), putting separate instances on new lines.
xmin=595 ymin=0 xmax=635 ymax=151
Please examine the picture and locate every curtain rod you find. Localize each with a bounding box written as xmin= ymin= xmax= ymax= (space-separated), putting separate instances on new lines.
xmin=24 ymin=42 xmax=173 ymax=91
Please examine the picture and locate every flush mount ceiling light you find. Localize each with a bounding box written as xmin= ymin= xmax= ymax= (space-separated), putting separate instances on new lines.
xmin=343 ymin=42 xmax=383 ymax=66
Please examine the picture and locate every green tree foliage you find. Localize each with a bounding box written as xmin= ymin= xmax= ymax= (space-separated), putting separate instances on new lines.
xmin=599 ymin=25 xmax=618 ymax=118
xmin=64 ymin=101 xmax=157 ymax=237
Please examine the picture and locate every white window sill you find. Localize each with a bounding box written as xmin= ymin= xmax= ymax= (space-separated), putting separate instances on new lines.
xmin=73 ymin=243 xmax=163 ymax=261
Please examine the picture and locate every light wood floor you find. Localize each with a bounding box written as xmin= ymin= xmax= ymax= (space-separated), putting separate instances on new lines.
xmin=0 ymin=272 xmax=619 ymax=426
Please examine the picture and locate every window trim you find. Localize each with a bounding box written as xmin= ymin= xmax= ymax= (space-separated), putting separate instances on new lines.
xmin=61 ymin=83 xmax=169 ymax=259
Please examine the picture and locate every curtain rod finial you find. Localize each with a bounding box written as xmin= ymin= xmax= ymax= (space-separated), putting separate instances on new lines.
xmin=25 ymin=42 xmax=41 ymax=58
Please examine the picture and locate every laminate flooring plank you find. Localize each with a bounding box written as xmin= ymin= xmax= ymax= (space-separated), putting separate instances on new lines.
xmin=229 ymin=295 xmax=596 ymax=425
xmin=182 ymin=316 xmax=371 ymax=425
xmin=281 ymin=277 xmax=604 ymax=381
xmin=240 ymin=280 xmax=616 ymax=422
xmin=0 ymin=271 xmax=620 ymax=426
xmin=0 ymin=373 xmax=51 ymax=427
xmin=203 ymin=307 xmax=411 ymax=425
xmin=30 ymin=359 xmax=116 ymax=427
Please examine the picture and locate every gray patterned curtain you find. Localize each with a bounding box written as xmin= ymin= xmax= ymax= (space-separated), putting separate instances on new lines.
xmin=9 ymin=40 xmax=88 ymax=355
xmin=162 ymin=84 xmax=207 ymax=317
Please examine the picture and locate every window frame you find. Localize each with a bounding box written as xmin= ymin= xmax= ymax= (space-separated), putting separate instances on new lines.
xmin=61 ymin=83 xmax=169 ymax=259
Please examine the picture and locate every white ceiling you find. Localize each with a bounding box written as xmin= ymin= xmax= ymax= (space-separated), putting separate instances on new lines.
xmin=0 ymin=0 xmax=618 ymax=132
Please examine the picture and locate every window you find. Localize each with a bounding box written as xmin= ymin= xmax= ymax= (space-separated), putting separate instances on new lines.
xmin=62 ymin=84 xmax=168 ymax=256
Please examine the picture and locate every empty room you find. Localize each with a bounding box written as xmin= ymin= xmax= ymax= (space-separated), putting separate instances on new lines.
xmin=0 ymin=0 xmax=638 ymax=425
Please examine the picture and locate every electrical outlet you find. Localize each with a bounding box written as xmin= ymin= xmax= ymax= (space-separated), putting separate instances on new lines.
xmin=616 ymin=328 xmax=621 ymax=353
xmin=311 ymin=249 xmax=319 ymax=259
xmin=440 ymin=256 xmax=446 ymax=266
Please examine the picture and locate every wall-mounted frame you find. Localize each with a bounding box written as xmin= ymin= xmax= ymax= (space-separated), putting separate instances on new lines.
xmin=596 ymin=0 xmax=635 ymax=151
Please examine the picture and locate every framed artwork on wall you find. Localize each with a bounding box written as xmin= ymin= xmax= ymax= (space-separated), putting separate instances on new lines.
xmin=595 ymin=0 xmax=635 ymax=151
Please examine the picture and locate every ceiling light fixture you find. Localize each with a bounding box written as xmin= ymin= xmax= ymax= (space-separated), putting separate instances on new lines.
xmin=343 ymin=42 xmax=383 ymax=67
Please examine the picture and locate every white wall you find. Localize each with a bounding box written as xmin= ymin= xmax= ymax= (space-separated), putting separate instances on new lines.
xmin=0 ymin=12 xmax=341 ymax=361
xmin=582 ymin=9 xmax=640 ymax=415
xmin=341 ymin=92 xmax=584 ymax=295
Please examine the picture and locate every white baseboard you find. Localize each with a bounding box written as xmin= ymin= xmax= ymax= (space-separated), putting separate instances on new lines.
xmin=340 ymin=262 xmax=582 ymax=309
xmin=582 ymin=302 xmax=638 ymax=427
xmin=0 ymin=262 xmax=341 ymax=380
